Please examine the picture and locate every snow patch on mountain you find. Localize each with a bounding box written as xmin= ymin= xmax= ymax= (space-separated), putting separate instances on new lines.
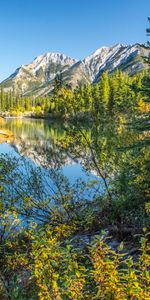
xmin=3 ymin=53 xmax=76 ymax=83
xmin=30 ymin=52 xmax=76 ymax=74
xmin=81 ymin=43 xmax=149 ymax=82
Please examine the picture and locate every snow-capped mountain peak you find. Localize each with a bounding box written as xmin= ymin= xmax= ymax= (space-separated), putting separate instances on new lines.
xmin=81 ymin=43 xmax=148 ymax=81
xmin=83 ymin=44 xmax=123 ymax=80
xmin=30 ymin=52 xmax=76 ymax=74
xmin=2 ymin=52 xmax=76 ymax=86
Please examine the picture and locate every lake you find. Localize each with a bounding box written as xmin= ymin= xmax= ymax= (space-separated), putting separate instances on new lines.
xmin=0 ymin=118 xmax=102 ymax=207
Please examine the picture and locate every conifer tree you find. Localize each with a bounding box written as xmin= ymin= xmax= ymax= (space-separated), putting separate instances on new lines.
xmin=135 ymin=18 xmax=150 ymax=143
xmin=99 ymin=72 xmax=110 ymax=111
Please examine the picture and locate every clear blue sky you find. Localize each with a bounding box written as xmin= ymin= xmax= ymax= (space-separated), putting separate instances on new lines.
xmin=0 ymin=0 xmax=149 ymax=81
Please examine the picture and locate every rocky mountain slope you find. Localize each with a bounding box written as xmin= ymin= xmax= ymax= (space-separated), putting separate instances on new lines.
xmin=2 ymin=53 xmax=76 ymax=96
xmin=1 ymin=43 xmax=149 ymax=97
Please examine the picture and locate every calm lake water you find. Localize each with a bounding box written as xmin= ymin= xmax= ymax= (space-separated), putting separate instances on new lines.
xmin=0 ymin=118 xmax=98 ymax=184
xmin=0 ymin=118 xmax=104 ymax=224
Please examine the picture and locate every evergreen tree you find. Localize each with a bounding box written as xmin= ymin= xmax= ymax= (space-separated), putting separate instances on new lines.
xmin=134 ymin=18 xmax=150 ymax=143
xmin=99 ymin=72 xmax=110 ymax=112
xmin=53 ymin=73 xmax=63 ymax=93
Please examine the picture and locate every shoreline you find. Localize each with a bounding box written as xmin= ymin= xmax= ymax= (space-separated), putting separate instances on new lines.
xmin=1 ymin=111 xmax=92 ymax=123
xmin=1 ymin=112 xmax=64 ymax=121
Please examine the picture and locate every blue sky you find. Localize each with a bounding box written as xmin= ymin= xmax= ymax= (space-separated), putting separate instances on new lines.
xmin=0 ymin=0 xmax=149 ymax=81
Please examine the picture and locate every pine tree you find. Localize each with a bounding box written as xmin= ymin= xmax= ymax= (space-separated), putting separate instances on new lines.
xmin=135 ymin=18 xmax=150 ymax=143
xmin=99 ymin=72 xmax=110 ymax=111
xmin=53 ymin=73 xmax=63 ymax=94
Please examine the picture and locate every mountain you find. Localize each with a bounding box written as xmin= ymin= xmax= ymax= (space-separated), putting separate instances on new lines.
xmin=2 ymin=53 xmax=76 ymax=96
xmin=1 ymin=43 xmax=150 ymax=97
xmin=67 ymin=43 xmax=149 ymax=85
xmin=82 ymin=43 xmax=147 ymax=80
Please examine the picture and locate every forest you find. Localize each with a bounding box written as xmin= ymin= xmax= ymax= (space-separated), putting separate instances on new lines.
xmin=0 ymin=70 xmax=148 ymax=118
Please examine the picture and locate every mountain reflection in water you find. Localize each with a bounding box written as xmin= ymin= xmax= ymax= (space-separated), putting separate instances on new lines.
xmin=0 ymin=118 xmax=101 ymax=205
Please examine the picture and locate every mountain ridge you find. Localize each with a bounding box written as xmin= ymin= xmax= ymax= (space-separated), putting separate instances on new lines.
xmin=1 ymin=43 xmax=150 ymax=97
